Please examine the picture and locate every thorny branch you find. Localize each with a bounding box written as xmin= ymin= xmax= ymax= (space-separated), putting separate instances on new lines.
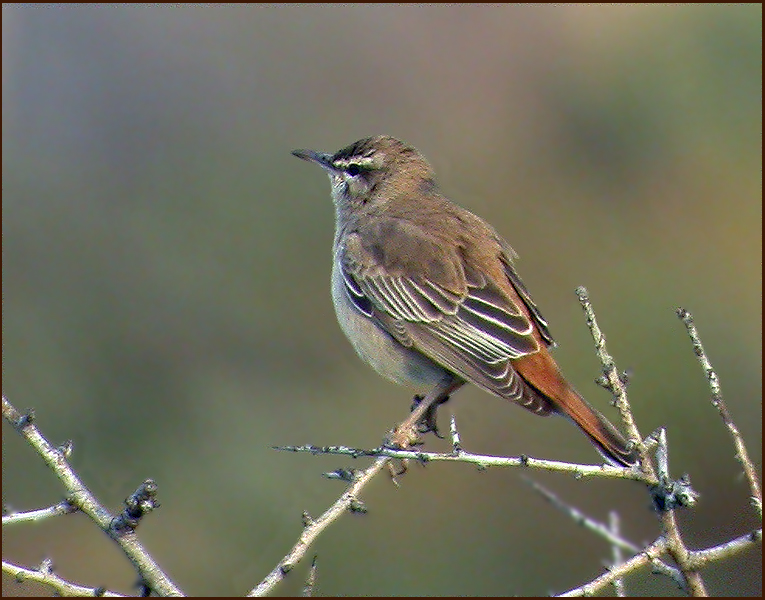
xmin=3 ymin=296 xmax=761 ymax=596
xmin=676 ymin=307 xmax=762 ymax=518
xmin=1 ymin=396 xmax=183 ymax=597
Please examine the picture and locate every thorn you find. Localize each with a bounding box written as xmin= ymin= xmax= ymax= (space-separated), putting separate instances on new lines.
xmin=16 ymin=408 xmax=36 ymax=429
xmin=595 ymin=374 xmax=611 ymax=391
xmin=323 ymin=468 xmax=357 ymax=482
xmin=58 ymin=440 xmax=74 ymax=459
xmin=348 ymin=497 xmax=367 ymax=514
xmin=302 ymin=555 xmax=318 ymax=597
xmin=450 ymin=415 xmax=463 ymax=454
xmin=37 ymin=558 xmax=54 ymax=575
xmin=387 ymin=459 xmax=409 ymax=486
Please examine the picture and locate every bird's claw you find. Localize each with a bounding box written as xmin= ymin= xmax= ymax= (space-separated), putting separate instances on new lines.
xmin=410 ymin=393 xmax=450 ymax=439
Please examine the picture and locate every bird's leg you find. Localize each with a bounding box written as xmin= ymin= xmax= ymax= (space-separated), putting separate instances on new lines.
xmin=413 ymin=394 xmax=452 ymax=438
xmin=388 ymin=374 xmax=464 ymax=449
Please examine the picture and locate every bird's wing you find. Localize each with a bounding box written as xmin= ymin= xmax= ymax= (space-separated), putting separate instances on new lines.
xmin=339 ymin=218 xmax=554 ymax=414
xmin=497 ymin=241 xmax=555 ymax=347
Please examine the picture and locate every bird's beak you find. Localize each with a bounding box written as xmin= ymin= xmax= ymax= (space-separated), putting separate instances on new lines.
xmin=291 ymin=149 xmax=335 ymax=172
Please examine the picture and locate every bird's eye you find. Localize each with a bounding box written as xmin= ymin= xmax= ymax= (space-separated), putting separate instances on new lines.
xmin=346 ymin=164 xmax=361 ymax=176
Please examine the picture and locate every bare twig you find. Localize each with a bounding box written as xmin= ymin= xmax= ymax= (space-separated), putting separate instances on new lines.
xmin=575 ymin=287 xmax=644 ymax=452
xmin=609 ymin=512 xmax=626 ymax=597
xmin=2 ymin=500 xmax=77 ymax=526
xmin=302 ymin=555 xmax=318 ymax=597
xmin=688 ymin=528 xmax=763 ymax=567
xmin=649 ymin=429 xmax=699 ymax=512
xmin=5 ymin=297 xmax=760 ymax=597
xmin=2 ymin=558 xmax=125 ymax=597
xmin=677 ymin=307 xmax=762 ymax=518
xmin=275 ymin=444 xmax=648 ymax=482
xmin=1 ymin=396 xmax=183 ymax=597
xmin=449 ymin=414 xmax=463 ymax=454
xmin=557 ymin=538 xmax=669 ymax=597
xmin=524 ymin=478 xmax=638 ymax=552
xmin=659 ymin=510 xmax=708 ymax=595
xmin=262 ymin=294 xmax=761 ymax=596
xmin=247 ymin=456 xmax=389 ymax=596
xmin=576 ymin=290 xmax=713 ymax=595
xmin=655 ymin=427 xmax=671 ymax=481
xmin=522 ymin=478 xmax=685 ymax=589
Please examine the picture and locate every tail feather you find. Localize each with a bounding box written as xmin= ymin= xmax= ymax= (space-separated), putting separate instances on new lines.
xmin=553 ymin=385 xmax=638 ymax=467
xmin=511 ymin=351 xmax=638 ymax=467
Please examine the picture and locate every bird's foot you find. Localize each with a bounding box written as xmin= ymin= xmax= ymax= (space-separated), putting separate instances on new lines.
xmin=384 ymin=422 xmax=420 ymax=485
xmin=412 ymin=394 xmax=450 ymax=438
xmin=386 ymin=393 xmax=451 ymax=449
xmin=387 ymin=459 xmax=409 ymax=483
xmin=387 ymin=421 xmax=422 ymax=449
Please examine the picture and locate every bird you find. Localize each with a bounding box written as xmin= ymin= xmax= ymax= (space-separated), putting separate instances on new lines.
xmin=292 ymin=135 xmax=637 ymax=467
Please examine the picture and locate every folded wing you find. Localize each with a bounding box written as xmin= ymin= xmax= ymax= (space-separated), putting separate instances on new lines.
xmin=339 ymin=226 xmax=554 ymax=415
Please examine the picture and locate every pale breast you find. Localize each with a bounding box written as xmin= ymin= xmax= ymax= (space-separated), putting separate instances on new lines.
xmin=330 ymin=258 xmax=447 ymax=388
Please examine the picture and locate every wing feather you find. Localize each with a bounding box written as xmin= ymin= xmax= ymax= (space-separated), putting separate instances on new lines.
xmin=339 ymin=227 xmax=552 ymax=414
xmin=338 ymin=220 xmax=554 ymax=416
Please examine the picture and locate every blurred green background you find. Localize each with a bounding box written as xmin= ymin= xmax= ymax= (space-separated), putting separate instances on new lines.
xmin=2 ymin=4 xmax=761 ymax=596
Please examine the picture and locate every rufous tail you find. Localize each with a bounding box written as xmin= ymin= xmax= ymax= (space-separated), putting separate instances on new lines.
xmin=512 ymin=351 xmax=638 ymax=467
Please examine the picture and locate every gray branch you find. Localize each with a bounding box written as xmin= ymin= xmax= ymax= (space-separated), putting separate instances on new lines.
xmin=1 ymin=396 xmax=183 ymax=597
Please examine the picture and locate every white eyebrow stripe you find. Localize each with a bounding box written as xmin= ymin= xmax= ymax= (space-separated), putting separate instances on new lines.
xmin=333 ymin=155 xmax=378 ymax=168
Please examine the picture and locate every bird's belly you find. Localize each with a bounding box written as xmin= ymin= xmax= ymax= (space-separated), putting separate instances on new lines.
xmin=331 ymin=262 xmax=447 ymax=388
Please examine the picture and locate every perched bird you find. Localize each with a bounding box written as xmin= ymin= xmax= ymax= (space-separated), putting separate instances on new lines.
xmin=292 ymin=135 xmax=637 ymax=467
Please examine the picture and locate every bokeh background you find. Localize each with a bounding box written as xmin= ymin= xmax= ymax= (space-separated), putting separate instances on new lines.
xmin=2 ymin=4 xmax=761 ymax=596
